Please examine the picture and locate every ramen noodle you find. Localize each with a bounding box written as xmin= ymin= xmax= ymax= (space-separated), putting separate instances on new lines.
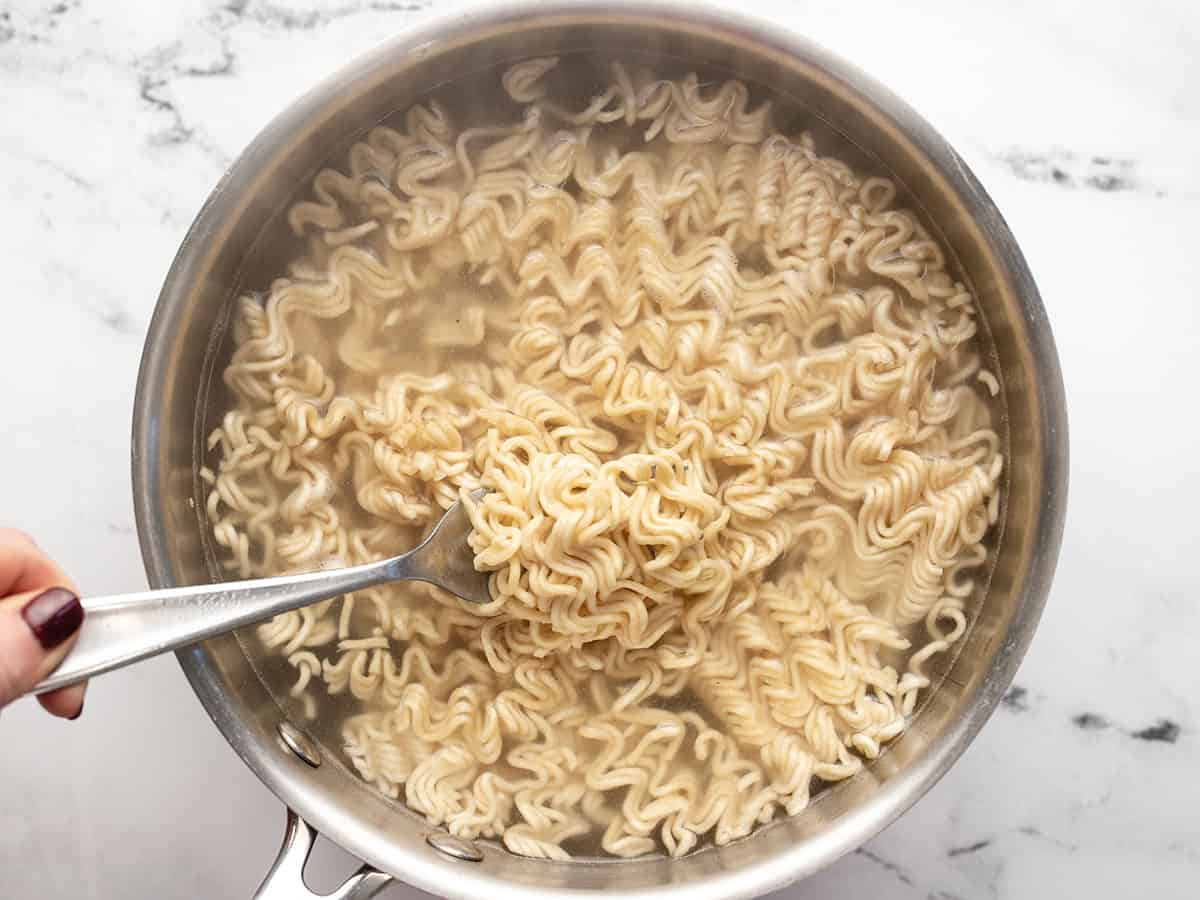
xmin=204 ymin=57 xmax=1002 ymax=859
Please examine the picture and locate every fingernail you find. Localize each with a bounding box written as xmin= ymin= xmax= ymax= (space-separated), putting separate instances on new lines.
xmin=21 ymin=587 xmax=84 ymax=649
xmin=68 ymin=701 xmax=85 ymax=721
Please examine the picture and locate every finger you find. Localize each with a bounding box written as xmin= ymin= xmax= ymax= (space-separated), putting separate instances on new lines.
xmin=0 ymin=586 xmax=85 ymax=710
xmin=0 ymin=528 xmax=70 ymax=597
xmin=37 ymin=681 xmax=87 ymax=719
xmin=0 ymin=527 xmax=38 ymax=549
xmin=0 ymin=533 xmax=87 ymax=716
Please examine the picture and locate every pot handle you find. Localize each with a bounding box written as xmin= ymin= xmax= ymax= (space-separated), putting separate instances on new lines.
xmin=253 ymin=809 xmax=392 ymax=900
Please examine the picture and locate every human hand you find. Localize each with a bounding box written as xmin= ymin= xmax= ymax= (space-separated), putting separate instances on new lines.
xmin=0 ymin=528 xmax=87 ymax=718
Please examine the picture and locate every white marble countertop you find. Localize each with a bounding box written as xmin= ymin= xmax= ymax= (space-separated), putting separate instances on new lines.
xmin=1 ymin=1 xmax=1197 ymax=897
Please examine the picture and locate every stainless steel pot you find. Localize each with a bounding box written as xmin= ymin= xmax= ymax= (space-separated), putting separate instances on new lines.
xmin=131 ymin=2 xmax=1069 ymax=897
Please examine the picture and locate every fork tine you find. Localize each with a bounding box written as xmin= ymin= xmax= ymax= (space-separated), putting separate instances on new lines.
xmin=404 ymin=490 xmax=491 ymax=605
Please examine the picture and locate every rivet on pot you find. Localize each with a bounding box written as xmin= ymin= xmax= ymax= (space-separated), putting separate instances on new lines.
xmin=426 ymin=832 xmax=484 ymax=862
xmin=277 ymin=721 xmax=321 ymax=768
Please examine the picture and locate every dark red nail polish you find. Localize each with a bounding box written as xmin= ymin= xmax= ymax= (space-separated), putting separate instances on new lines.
xmin=21 ymin=587 xmax=84 ymax=649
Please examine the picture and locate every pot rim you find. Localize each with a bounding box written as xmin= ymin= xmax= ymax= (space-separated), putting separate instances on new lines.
xmin=132 ymin=2 xmax=1068 ymax=898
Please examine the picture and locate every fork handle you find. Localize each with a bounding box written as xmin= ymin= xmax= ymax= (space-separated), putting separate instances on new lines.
xmin=30 ymin=558 xmax=396 ymax=695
